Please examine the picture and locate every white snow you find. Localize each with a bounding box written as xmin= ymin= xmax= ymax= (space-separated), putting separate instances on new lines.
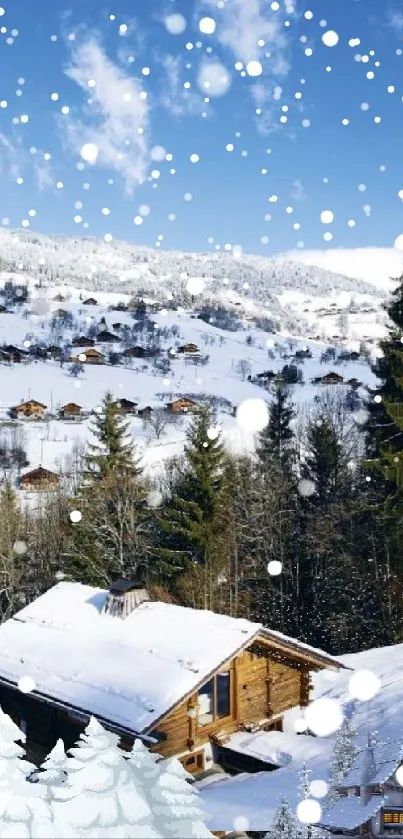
xmin=0 ymin=582 xmax=342 ymax=737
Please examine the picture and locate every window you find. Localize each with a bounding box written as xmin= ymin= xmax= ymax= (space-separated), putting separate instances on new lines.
xmin=179 ymin=750 xmax=205 ymax=774
xmin=198 ymin=670 xmax=232 ymax=726
xmin=383 ymin=810 xmax=403 ymax=825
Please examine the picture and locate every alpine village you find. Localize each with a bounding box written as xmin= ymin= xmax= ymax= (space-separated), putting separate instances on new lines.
xmin=0 ymin=267 xmax=402 ymax=839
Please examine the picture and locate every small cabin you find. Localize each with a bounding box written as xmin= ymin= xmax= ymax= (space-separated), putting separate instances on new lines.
xmin=96 ymin=330 xmax=120 ymax=343
xmin=2 ymin=345 xmax=25 ymax=363
xmin=321 ymin=737 xmax=403 ymax=837
xmin=0 ymin=581 xmax=344 ymax=770
xmin=321 ymin=372 xmax=344 ymax=385
xmin=167 ymin=397 xmax=198 ymax=414
xmin=20 ymin=467 xmax=60 ymax=492
xmin=123 ymin=346 xmax=149 ymax=359
xmin=116 ymin=399 xmax=138 ymax=414
xmin=70 ymin=348 xmax=105 ymax=365
xmin=59 ymin=403 xmax=82 ymax=420
xmin=83 ymin=298 xmax=98 ymax=306
xmin=137 ymin=406 xmax=153 ymax=420
xmin=177 ymin=343 xmax=200 ymax=354
xmin=46 ymin=345 xmax=63 ymax=359
xmin=72 ymin=336 xmax=95 ymax=347
xmin=10 ymin=399 xmax=47 ymax=419
xmin=295 ymin=348 xmax=312 ymax=360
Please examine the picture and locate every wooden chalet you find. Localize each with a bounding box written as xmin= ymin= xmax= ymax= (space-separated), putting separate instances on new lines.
xmin=83 ymin=297 xmax=98 ymax=306
xmin=320 ymin=372 xmax=344 ymax=385
xmin=10 ymin=399 xmax=47 ymax=419
xmin=2 ymin=345 xmax=26 ymax=363
xmin=115 ymin=398 xmax=138 ymax=414
xmin=167 ymin=397 xmax=198 ymax=414
xmin=20 ymin=466 xmax=60 ymax=491
xmin=137 ymin=406 xmax=153 ymax=420
xmin=59 ymin=403 xmax=82 ymax=420
xmin=46 ymin=345 xmax=63 ymax=359
xmin=0 ymin=580 xmax=344 ymax=772
xmin=123 ymin=346 xmax=151 ymax=359
xmin=321 ymin=736 xmax=403 ymax=837
xmin=70 ymin=348 xmax=105 ymax=365
xmin=96 ymin=330 xmax=120 ymax=343
xmin=177 ymin=343 xmax=200 ymax=354
xmin=72 ymin=336 xmax=95 ymax=347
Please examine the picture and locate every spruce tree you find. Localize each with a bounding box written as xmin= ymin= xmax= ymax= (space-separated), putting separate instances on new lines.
xmin=264 ymin=799 xmax=300 ymax=839
xmin=325 ymin=716 xmax=358 ymax=810
xmin=85 ymin=392 xmax=139 ymax=482
xmin=151 ymin=757 xmax=213 ymax=838
xmin=154 ymin=406 xmax=228 ymax=608
xmin=37 ymin=739 xmax=68 ymax=801
xmin=256 ymin=384 xmax=295 ymax=471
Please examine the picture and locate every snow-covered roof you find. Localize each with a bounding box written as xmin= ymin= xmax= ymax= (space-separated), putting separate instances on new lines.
xmin=321 ymin=794 xmax=384 ymax=831
xmin=0 ymin=582 xmax=342 ymax=736
xmin=339 ymin=739 xmax=403 ymax=788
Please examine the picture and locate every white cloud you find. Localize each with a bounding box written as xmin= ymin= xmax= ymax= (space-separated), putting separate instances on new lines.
xmin=33 ymin=160 xmax=55 ymax=191
xmin=292 ymin=178 xmax=306 ymax=201
xmin=199 ymin=0 xmax=291 ymax=69
xmin=63 ymin=37 xmax=150 ymax=194
xmin=0 ymin=132 xmax=22 ymax=179
xmin=388 ymin=10 xmax=403 ymax=32
xmin=159 ymin=54 xmax=205 ymax=117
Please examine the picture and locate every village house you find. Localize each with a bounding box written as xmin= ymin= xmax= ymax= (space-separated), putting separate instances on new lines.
xmin=20 ymin=466 xmax=60 ymax=492
xmin=46 ymin=345 xmax=63 ymax=360
xmin=167 ymin=397 xmax=198 ymax=414
xmin=69 ymin=348 xmax=105 ymax=365
xmin=59 ymin=403 xmax=82 ymax=420
xmin=123 ymin=346 xmax=159 ymax=359
xmin=321 ymin=736 xmax=403 ymax=837
xmin=96 ymin=330 xmax=120 ymax=343
xmin=177 ymin=343 xmax=200 ymax=354
xmin=137 ymin=406 xmax=153 ymax=420
xmin=2 ymin=345 xmax=27 ymax=363
xmin=0 ymin=580 xmax=344 ymax=772
xmin=72 ymin=336 xmax=95 ymax=347
xmin=321 ymin=372 xmax=344 ymax=385
xmin=115 ymin=398 xmax=138 ymax=414
xmin=295 ymin=347 xmax=312 ymax=360
xmin=10 ymin=399 xmax=48 ymax=419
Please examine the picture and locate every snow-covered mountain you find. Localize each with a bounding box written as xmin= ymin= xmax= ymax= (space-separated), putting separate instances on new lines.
xmin=0 ymin=228 xmax=391 ymax=340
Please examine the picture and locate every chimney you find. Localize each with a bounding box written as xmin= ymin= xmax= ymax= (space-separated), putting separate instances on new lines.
xmin=102 ymin=579 xmax=150 ymax=619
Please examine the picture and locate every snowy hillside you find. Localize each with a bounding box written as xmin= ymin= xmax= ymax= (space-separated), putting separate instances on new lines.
xmin=0 ymin=228 xmax=389 ymax=340
xmin=199 ymin=642 xmax=403 ymax=832
xmin=281 ymin=247 xmax=403 ymax=291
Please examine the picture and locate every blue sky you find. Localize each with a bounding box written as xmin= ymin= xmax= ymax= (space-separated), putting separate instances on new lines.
xmin=0 ymin=0 xmax=403 ymax=256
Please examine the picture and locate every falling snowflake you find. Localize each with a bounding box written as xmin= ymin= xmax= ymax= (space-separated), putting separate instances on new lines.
xmin=207 ymin=426 xmax=220 ymax=440
xmin=305 ymin=698 xmax=344 ymax=736
xmin=69 ymin=510 xmax=82 ymax=524
xmin=197 ymin=61 xmax=232 ymax=97
xmin=320 ymin=210 xmax=334 ymax=224
xmin=236 ymin=399 xmax=269 ymax=432
xmin=267 ymin=560 xmax=282 ymax=576
xmin=246 ymin=60 xmax=263 ymax=77
xmin=164 ymin=13 xmax=187 ymax=34
xmin=186 ymin=277 xmax=204 ymax=295
xmin=297 ymin=799 xmax=322 ymax=824
xmin=348 ymin=669 xmax=380 ymax=701
xmin=233 ymin=816 xmax=249 ymax=832
xmin=310 ymin=779 xmax=328 ymax=799
xmin=199 ymin=16 xmax=216 ymax=34
xmin=396 ymin=765 xmax=403 ymax=786
xmin=322 ymin=30 xmax=339 ymax=47
xmin=13 ymin=540 xmax=27 ymax=555
xmin=298 ymin=479 xmax=316 ymax=497
xmin=18 ymin=676 xmax=36 ymax=694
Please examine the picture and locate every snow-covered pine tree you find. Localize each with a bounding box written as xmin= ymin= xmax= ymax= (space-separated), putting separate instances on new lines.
xmin=151 ymin=755 xmax=214 ymax=838
xmin=53 ymin=717 xmax=160 ymax=838
xmin=126 ymin=737 xmax=160 ymax=789
xmin=37 ymin=739 xmax=68 ymax=801
xmin=264 ymin=798 xmax=300 ymax=839
xmin=0 ymin=707 xmax=60 ymax=837
xmin=325 ymin=715 xmax=358 ymax=810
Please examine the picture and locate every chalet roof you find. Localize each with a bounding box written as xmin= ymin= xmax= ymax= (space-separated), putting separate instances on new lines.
xmin=12 ymin=399 xmax=47 ymax=410
xmin=321 ymin=794 xmax=384 ymax=831
xmin=21 ymin=467 xmax=59 ymax=480
xmin=60 ymin=403 xmax=82 ymax=411
xmin=0 ymin=582 xmax=344 ymax=738
xmin=338 ymin=739 xmax=403 ymax=788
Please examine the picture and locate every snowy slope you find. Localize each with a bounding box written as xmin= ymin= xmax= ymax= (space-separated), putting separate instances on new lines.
xmin=0 ymin=227 xmax=389 ymax=340
xmin=199 ymin=642 xmax=403 ymax=832
xmin=280 ymin=247 xmax=403 ymax=291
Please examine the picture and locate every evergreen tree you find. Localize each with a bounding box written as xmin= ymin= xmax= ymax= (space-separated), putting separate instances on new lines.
xmin=301 ymin=417 xmax=350 ymax=507
xmin=297 ymin=765 xmax=331 ymax=838
xmin=325 ymin=715 xmax=358 ymax=811
xmin=85 ymin=392 xmax=139 ymax=482
xmin=151 ymin=757 xmax=214 ymax=838
xmin=0 ymin=480 xmax=26 ymax=618
xmin=264 ymin=799 xmax=300 ymax=839
xmin=37 ymin=739 xmax=68 ymax=801
xmin=54 ymin=717 xmax=160 ymax=838
xmin=0 ymin=708 xmax=60 ymax=837
xmin=154 ymin=406 xmax=228 ymax=608
xmin=256 ymin=384 xmax=295 ymax=471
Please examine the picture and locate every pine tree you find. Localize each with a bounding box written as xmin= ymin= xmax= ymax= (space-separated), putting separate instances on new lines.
xmin=297 ymin=764 xmax=331 ymax=838
xmin=264 ymin=798 xmax=300 ymax=839
xmin=154 ymin=406 xmax=228 ymax=608
xmin=301 ymin=417 xmax=350 ymax=507
xmin=54 ymin=717 xmax=159 ymax=838
xmin=325 ymin=715 xmax=358 ymax=811
xmin=37 ymin=739 xmax=68 ymax=801
xmin=151 ymin=756 xmax=214 ymax=838
xmin=256 ymin=384 xmax=295 ymax=471
xmin=85 ymin=392 xmax=139 ymax=482
xmin=0 ymin=707 xmax=60 ymax=837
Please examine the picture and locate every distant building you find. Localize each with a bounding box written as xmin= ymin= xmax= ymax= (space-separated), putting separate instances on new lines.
xmin=59 ymin=403 xmax=82 ymax=420
xmin=137 ymin=406 xmax=153 ymax=420
xmin=177 ymin=343 xmax=200 ymax=354
xmin=115 ymin=398 xmax=138 ymax=414
xmin=321 ymin=736 xmax=403 ymax=837
xmin=10 ymin=399 xmax=47 ymax=419
xmin=83 ymin=297 xmax=98 ymax=306
xmin=72 ymin=336 xmax=95 ymax=347
xmin=320 ymin=372 xmax=344 ymax=385
xmin=20 ymin=466 xmax=60 ymax=492
xmin=96 ymin=330 xmax=120 ymax=343
xmin=167 ymin=397 xmax=198 ymax=414
xmin=70 ymin=348 xmax=105 ymax=365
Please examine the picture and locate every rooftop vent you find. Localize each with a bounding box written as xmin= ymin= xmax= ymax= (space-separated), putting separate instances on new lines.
xmin=102 ymin=579 xmax=150 ymax=619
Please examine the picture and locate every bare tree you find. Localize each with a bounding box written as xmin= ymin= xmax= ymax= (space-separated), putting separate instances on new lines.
xmin=236 ymin=358 xmax=252 ymax=381
xmin=149 ymin=409 xmax=169 ymax=440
